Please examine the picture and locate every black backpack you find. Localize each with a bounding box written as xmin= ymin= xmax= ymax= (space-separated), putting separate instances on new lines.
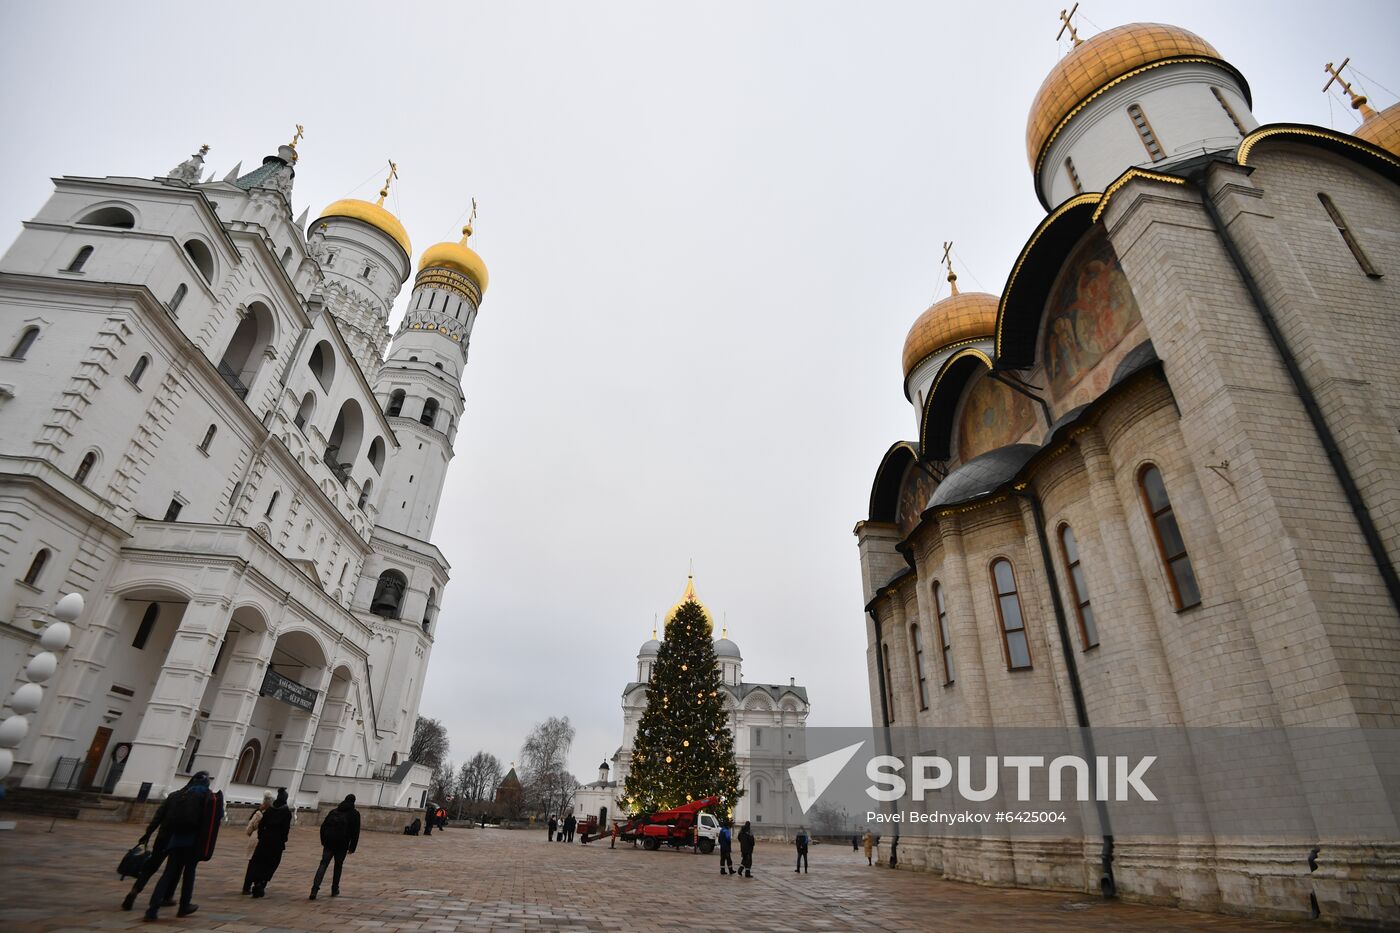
xmin=321 ymin=808 xmax=350 ymax=848
xmin=165 ymin=788 xmax=203 ymax=834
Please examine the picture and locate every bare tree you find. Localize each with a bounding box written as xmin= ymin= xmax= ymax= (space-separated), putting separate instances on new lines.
xmin=410 ymin=715 xmax=449 ymax=769
xmin=430 ymin=757 xmax=456 ymax=804
xmin=456 ymin=751 xmax=503 ymax=818
xmin=519 ymin=715 xmax=576 ymax=818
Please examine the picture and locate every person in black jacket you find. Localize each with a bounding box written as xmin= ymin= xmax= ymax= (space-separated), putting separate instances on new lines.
xmin=144 ymin=771 xmax=223 ymax=921
xmin=737 ymin=821 xmax=755 ymax=878
xmin=310 ymin=794 xmax=360 ymax=899
xmin=563 ymin=813 xmax=576 ymax=843
xmin=120 ymin=775 xmax=198 ymax=911
xmin=547 ymin=814 xmax=557 ymax=841
xmin=794 ymin=826 xmax=810 ymax=873
xmin=424 ymin=800 xmax=436 ymax=836
xmin=248 ymin=787 xmax=292 ymax=897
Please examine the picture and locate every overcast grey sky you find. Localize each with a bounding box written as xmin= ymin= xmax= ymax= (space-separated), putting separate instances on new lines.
xmin=2 ymin=0 xmax=1396 ymax=781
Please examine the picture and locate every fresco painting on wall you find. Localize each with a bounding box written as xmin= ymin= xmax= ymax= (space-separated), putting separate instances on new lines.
xmin=896 ymin=460 xmax=939 ymax=538
xmin=957 ymin=372 xmax=1035 ymax=463
xmin=1042 ymin=229 xmax=1142 ymax=398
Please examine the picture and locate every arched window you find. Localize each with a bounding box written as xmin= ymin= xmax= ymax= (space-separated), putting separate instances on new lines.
xmin=911 ymin=624 xmax=928 ymax=710
xmin=218 ymin=301 xmax=274 ymax=398
xmin=1210 ymin=86 xmax=1247 ymax=134
xmin=990 ymin=559 xmax=1032 ymax=670
xmin=357 ymin=478 xmax=373 ymax=511
xmin=65 ymin=246 xmax=94 ymax=272
xmin=129 ymin=354 xmax=150 ymax=386
xmin=882 ymin=642 xmax=896 ymax=722
xmin=308 ymin=340 xmax=335 ymax=391
xmin=1126 ymin=103 xmax=1165 ymax=161
xmin=264 ymin=490 xmax=279 ymax=517
xmin=9 ymin=326 xmax=40 ymax=359
xmin=77 ymin=206 xmax=135 ymax=228
xmin=1058 ymin=524 xmax=1099 ymax=648
xmin=198 ymin=424 xmax=217 ymax=452
xmin=370 ymin=569 xmax=408 ymax=619
xmin=132 ymin=602 xmax=159 ymax=649
xmin=933 ymin=582 xmax=954 ymax=685
xmin=420 ymin=397 xmax=439 ymax=428
xmin=386 ymin=389 xmax=405 ymax=417
xmin=168 ymin=283 xmax=187 ymax=312
xmin=1318 ymin=193 xmax=1381 ymax=278
xmin=183 ymin=239 xmax=214 ymax=282
xmin=1064 ymin=156 xmax=1083 ymax=194
xmin=233 ymin=739 xmax=261 ymax=784
xmin=338 ymin=562 xmax=349 ymax=585
xmin=367 ymin=437 xmax=385 ymax=474
xmin=294 ymin=391 xmax=315 ymax=430
xmin=1138 ymin=465 xmax=1202 ymax=610
xmin=423 ymin=588 xmax=436 ymax=633
xmin=22 ymin=548 xmax=50 ymax=586
xmin=753 ymin=777 xmax=764 ymax=807
xmin=74 ymin=451 xmax=97 ymax=486
xmin=434 ymin=361 xmax=444 ymax=370
xmin=326 ymin=400 xmax=365 ymax=479
xmin=280 ymin=246 xmax=294 ymax=270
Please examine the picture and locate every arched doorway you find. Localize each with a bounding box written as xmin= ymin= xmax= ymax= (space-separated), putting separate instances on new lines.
xmin=233 ymin=739 xmax=261 ymax=783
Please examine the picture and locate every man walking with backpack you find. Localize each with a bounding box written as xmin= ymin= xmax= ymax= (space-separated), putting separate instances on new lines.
xmin=143 ymin=771 xmax=223 ymax=921
xmin=794 ymin=826 xmax=810 ymax=873
xmin=311 ymin=794 xmax=360 ymax=899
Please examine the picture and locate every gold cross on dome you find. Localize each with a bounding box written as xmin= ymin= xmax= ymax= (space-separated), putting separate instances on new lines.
xmin=1057 ymin=4 xmax=1083 ymax=47
xmin=1323 ymin=58 xmax=1378 ymax=118
xmin=378 ymin=160 xmax=399 ymax=202
xmin=941 ymin=240 xmax=959 ymax=294
xmin=289 ymin=124 xmax=305 ymax=151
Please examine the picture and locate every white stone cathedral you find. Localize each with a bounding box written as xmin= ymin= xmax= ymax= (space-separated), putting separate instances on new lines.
xmin=574 ymin=577 xmax=811 ymax=837
xmin=0 ymin=135 xmax=489 ymax=809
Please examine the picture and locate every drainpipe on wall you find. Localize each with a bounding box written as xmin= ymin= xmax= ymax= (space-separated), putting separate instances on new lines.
xmin=867 ymin=609 xmax=898 ymax=868
xmin=1013 ymin=487 xmax=1116 ymax=897
xmin=1191 ymin=165 xmax=1400 ymax=617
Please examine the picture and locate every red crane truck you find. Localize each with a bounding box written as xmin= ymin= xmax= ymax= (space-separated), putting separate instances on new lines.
xmin=582 ymin=796 xmax=723 ymax=853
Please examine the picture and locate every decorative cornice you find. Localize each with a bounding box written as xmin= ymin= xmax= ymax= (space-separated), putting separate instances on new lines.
xmin=1091 ymin=169 xmax=1187 ymax=223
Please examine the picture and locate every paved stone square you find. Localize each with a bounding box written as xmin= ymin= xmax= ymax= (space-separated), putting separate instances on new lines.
xmin=0 ymin=818 xmax=1321 ymax=932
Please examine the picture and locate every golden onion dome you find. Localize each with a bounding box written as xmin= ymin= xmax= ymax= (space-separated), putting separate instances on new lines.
xmin=1026 ymin=23 xmax=1229 ymax=172
xmin=418 ymin=225 xmax=489 ymax=294
xmin=317 ymin=197 xmax=412 ymax=259
xmin=1354 ymin=101 xmax=1400 ymax=157
xmin=665 ymin=575 xmax=714 ymax=630
xmin=902 ymin=280 xmax=999 ymax=378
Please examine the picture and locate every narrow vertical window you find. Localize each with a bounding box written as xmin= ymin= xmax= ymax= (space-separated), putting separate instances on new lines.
xmin=1209 ymin=87 xmax=1246 ymax=135
xmin=65 ymin=246 xmax=94 ymax=272
xmin=933 ymin=582 xmax=954 ymax=685
xmin=882 ymin=643 xmax=896 ymax=722
xmin=1126 ymin=104 xmax=1165 ymax=162
xmin=9 ymin=326 xmax=40 ymax=359
xmin=991 ymin=559 xmax=1032 ymax=670
xmin=264 ymin=490 xmax=279 ymax=517
xmin=1139 ymin=465 xmax=1201 ymax=609
xmin=23 ymin=548 xmax=50 ymax=586
xmin=129 ymin=355 xmax=149 ymax=386
xmin=198 ymin=424 xmax=217 ymax=452
xmin=74 ymin=451 xmax=97 ymax=486
xmin=1064 ymin=156 xmax=1084 ymax=194
xmin=133 ymin=602 xmax=159 ymax=649
xmin=911 ymin=624 xmax=928 ymax=710
xmin=168 ymin=283 xmax=187 ymax=311
xmin=163 ymin=499 xmax=183 ymax=522
xmin=1318 ymin=193 xmax=1381 ymax=278
xmin=1058 ymin=524 xmax=1099 ymax=649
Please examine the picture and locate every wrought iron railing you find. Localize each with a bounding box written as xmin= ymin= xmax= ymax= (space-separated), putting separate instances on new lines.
xmin=217 ymin=361 xmax=249 ymax=399
xmin=48 ymin=756 xmax=82 ymax=790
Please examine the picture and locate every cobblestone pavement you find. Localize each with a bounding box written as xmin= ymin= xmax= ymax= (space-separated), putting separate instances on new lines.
xmin=0 ymin=817 xmax=1320 ymax=932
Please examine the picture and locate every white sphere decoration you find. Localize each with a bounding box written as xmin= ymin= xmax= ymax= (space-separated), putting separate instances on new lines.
xmin=53 ymin=592 xmax=84 ymax=624
xmin=40 ymin=622 xmax=72 ymax=652
xmin=0 ymin=748 xmax=12 ymax=781
xmin=0 ymin=714 xmax=29 ymax=748
xmin=25 ymin=652 xmax=58 ymax=684
xmin=11 ymin=682 xmax=43 ymax=715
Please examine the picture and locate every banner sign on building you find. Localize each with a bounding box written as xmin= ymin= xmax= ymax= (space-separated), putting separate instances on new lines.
xmin=260 ymin=668 xmax=317 ymax=712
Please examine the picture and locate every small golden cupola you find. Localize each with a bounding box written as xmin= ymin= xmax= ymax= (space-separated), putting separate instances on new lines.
xmin=418 ymin=221 xmax=490 ymax=296
xmin=317 ymin=161 xmax=412 ymax=260
xmin=1325 ymin=59 xmax=1400 ymax=158
xmin=1025 ymin=15 xmax=1254 ymax=209
xmin=902 ymin=243 xmax=998 ymax=383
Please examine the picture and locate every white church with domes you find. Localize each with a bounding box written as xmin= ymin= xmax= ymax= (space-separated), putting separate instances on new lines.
xmin=574 ymin=576 xmax=810 ymax=837
xmin=0 ymin=133 xmax=488 ymax=811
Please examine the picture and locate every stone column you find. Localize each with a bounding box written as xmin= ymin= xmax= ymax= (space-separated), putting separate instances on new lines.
xmin=115 ymin=597 xmax=231 ymax=798
xmin=197 ymin=625 xmax=275 ymax=790
xmin=305 ymin=685 xmax=353 ymax=787
xmin=266 ymin=665 xmax=334 ymax=800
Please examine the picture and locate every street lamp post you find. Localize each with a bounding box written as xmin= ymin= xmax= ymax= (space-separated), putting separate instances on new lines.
xmin=0 ymin=593 xmax=82 ymax=799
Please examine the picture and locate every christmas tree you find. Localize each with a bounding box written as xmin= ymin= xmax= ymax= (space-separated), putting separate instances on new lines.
xmin=624 ymin=577 xmax=742 ymax=815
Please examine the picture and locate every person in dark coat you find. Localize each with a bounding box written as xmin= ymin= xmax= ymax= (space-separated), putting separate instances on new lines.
xmin=144 ymin=771 xmax=223 ymax=920
xmin=718 ymin=824 xmax=734 ymax=875
xmin=563 ymin=813 xmax=576 ymax=842
xmin=794 ymin=826 xmax=810 ymax=873
xmin=737 ymin=821 xmax=755 ymax=878
xmin=424 ymin=800 xmax=436 ymax=836
xmin=121 ymin=775 xmax=199 ymax=910
xmin=310 ymin=795 xmax=360 ymax=899
xmin=248 ymin=787 xmax=292 ymax=897
xmin=547 ymin=815 xmax=557 ymax=841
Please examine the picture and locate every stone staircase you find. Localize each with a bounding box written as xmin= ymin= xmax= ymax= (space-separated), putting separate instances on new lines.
xmin=0 ymin=787 xmax=130 ymax=821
